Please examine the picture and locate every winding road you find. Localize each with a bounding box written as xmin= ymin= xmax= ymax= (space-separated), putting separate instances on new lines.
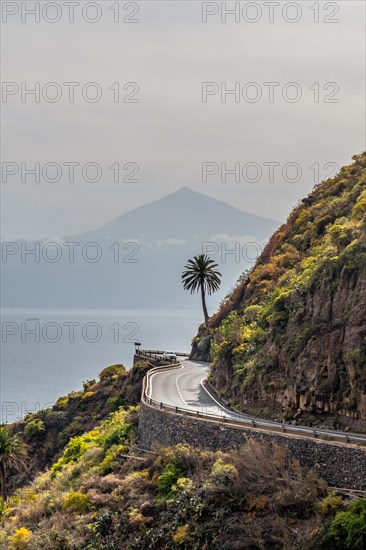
xmin=145 ymin=357 xmax=366 ymax=446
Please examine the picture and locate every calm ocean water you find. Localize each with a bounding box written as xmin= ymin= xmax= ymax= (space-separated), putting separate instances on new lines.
xmin=0 ymin=308 xmax=202 ymax=423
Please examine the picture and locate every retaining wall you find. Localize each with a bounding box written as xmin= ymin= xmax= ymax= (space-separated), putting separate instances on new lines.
xmin=138 ymin=401 xmax=366 ymax=490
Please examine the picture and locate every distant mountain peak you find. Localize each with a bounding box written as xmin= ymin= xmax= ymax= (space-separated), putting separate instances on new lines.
xmin=65 ymin=185 xmax=280 ymax=241
xmin=169 ymin=186 xmax=197 ymax=196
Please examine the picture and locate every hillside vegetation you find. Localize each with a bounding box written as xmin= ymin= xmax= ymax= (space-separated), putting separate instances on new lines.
xmin=2 ymin=396 xmax=365 ymax=549
xmin=191 ymin=153 xmax=366 ymax=429
xmin=9 ymin=360 xmax=151 ymax=493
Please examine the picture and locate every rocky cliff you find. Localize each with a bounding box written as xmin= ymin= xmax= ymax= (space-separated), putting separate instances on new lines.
xmin=191 ymin=153 xmax=366 ymax=428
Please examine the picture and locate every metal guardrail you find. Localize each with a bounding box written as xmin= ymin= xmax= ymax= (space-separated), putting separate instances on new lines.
xmin=139 ymin=351 xmax=366 ymax=448
xmin=136 ymin=349 xmax=188 ymax=358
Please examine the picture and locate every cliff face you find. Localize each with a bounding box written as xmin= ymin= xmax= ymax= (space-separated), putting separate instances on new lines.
xmin=191 ymin=154 xmax=366 ymax=425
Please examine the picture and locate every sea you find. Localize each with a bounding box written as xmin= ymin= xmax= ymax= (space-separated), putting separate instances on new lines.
xmin=0 ymin=308 xmax=202 ymax=423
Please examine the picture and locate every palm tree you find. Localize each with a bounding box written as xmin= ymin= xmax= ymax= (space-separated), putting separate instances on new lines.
xmin=182 ymin=254 xmax=221 ymax=323
xmin=0 ymin=424 xmax=27 ymax=502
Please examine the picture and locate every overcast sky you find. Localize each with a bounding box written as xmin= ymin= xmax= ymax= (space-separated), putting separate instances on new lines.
xmin=1 ymin=0 xmax=365 ymax=239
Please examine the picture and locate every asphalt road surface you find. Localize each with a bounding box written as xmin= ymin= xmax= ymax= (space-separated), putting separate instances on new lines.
xmin=146 ymin=358 xmax=366 ymax=445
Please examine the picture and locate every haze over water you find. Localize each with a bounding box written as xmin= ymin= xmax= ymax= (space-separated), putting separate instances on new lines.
xmin=0 ymin=308 xmax=202 ymax=423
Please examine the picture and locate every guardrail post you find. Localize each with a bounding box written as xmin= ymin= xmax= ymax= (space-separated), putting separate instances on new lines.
xmin=160 ymin=402 xmax=163 ymax=410
xmin=282 ymin=424 xmax=285 ymax=433
xmin=313 ymin=430 xmax=317 ymax=438
xmin=175 ymin=406 xmax=178 ymax=413
xmin=251 ymin=420 xmax=255 ymax=428
xmin=346 ymin=435 xmax=349 ymax=443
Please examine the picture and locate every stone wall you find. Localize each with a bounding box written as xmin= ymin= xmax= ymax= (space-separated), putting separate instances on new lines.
xmin=138 ymin=401 xmax=366 ymax=490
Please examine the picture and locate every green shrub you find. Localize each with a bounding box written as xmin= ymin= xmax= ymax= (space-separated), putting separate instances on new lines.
xmin=62 ymin=491 xmax=91 ymax=514
xmin=93 ymin=510 xmax=113 ymax=538
xmin=50 ymin=407 xmax=136 ymax=479
xmin=99 ymin=364 xmax=126 ymax=381
xmin=24 ymin=419 xmax=45 ymax=439
xmin=100 ymin=407 xmax=137 ymax=449
xmin=172 ymin=477 xmax=195 ymax=494
xmin=51 ymin=429 xmax=101 ymax=477
xmin=318 ymin=494 xmax=343 ymax=516
xmin=99 ymin=444 xmax=128 ymax=474
xmin=55 ymin=395 xmax=69 ymax=408
xmin=106 ymin=395 xmax=124 ymax=410
xmin=209 ymin=458 xmax=238 ymax=487
xmin=157 ymin=463 xmax=183 ymax=498
xmin=328 ymin=224 xmax=353 ymax=252
xmin=352 ymin=190 xmax=366 ymax=220
xmin=320 ymin=498 xmax=366 ymax=549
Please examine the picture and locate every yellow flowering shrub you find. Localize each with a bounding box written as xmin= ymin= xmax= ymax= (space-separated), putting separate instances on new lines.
xmin=8 ymin=527 xmax=32 ymax=550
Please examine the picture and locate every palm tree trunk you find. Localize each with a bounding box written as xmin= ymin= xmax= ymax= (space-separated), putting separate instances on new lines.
xmin=200 ymin=282 xmax=209 ymax=323
xmin=0 ymin=462 xmax=7 ymax=502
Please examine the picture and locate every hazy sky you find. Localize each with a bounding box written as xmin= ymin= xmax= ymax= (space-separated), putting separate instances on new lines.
xmin=1 ymin=0 xmax=365 ymax=238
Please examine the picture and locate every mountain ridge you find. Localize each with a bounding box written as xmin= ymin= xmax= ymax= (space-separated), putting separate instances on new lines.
xmin=65 ymin=186 xmax=280 ymax=242
xmin=2 ymin=187 xmax=280 ymax=309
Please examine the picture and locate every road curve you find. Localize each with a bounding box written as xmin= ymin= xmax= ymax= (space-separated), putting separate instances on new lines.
xmin=146 ymin=358 xmax=366 ymax=445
